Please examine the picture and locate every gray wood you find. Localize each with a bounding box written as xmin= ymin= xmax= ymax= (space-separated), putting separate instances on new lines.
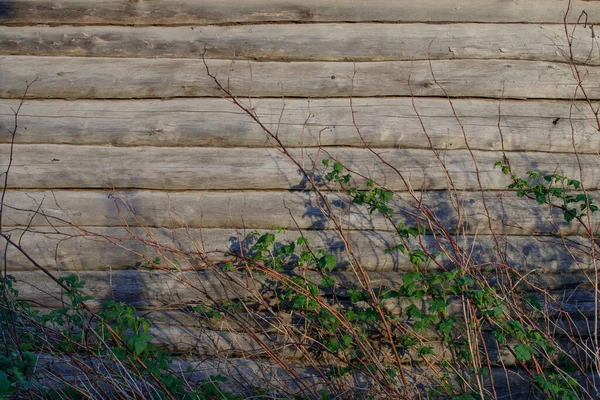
xmin=4 ymin=189 xmax=600 ymax=237
xmin=31 ymin=353 xmax=563 ymax=399
xmin=1 ymin=1 xmax=597 ymax=24
xmin=2 ymin=226 xmax=595 ymax=275
xmin=2 ymin=57 xmax=599 ymax=100
xmin=0 ymin=24 xmax=595 ymax=64
xmin=3 ymin=145 xmax=600 ymax=191
xmin=146 ymin=306 xmax=599 ymax=340
xmin=2 ymin=98 xmax=599 ymax=153
xmin=7 ymin=229 xmax=594 ymax=302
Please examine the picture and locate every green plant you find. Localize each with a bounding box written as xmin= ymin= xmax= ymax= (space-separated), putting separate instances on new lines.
xmin=0 ymin=273 xmax=242 ymax=399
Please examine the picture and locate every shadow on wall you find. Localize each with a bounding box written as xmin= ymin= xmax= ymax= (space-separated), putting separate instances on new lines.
xmin=0 ymin=1 xmax=15 ymax=19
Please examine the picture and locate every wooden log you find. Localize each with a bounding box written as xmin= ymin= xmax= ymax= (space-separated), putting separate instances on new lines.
xmin=2 ymin=57 xmax=599 ymax=100
xmin=2 ymin=98 xmax=599 ymax=153
xmin=0 ymin=226 xmax=413 ymax=272
xmin=1 ymin=1 xmax=598 ymax=25
xmin=3 ymin=189 xmax=600 ymax=236
xmin=34 ymin=355 xmax=328 ymax=397
xmin=146 ymin=306 xmax=600 ymax=340
xmin=31 ymin=353 xmax=563 ymax=400
xmin=2 ymin=226 xmax=595 ymax=274
xmin=8 ymin=267 xmax=595 ymax=310
xmin=146 ymin=321 xmax=600 ymax=367
xmin=2 ymin=145 xmax=600 ymax=191
xmin=0 ymin=24 xmax=595 ymax=64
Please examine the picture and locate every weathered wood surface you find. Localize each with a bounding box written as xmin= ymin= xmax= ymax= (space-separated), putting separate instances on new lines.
xmin=0 ymin=1 xmax=597 ymax=25
xmin=2 ymin=98 xmax=599 ymax=153
xmin=4 ymin=189 xmax=600 ymax=236
xmin=147 ymin=304 xmax=599 ymax=341
xmin=3 ymin=225 xmax=596 ymax=274
xmin=2 ymin=57 xmax=599 ymax=100
xmin=0 ymin=24 xmax=596 ymax=64
xmin=9 ymin=267 xmax=596 ymax=309
xmin=35 ymin=355 xmax=329 ymax=397
xmin=32 ymin=354 xmax=565 ymax=400
xmin=147 ymin=323 xmax=584 ymax=367
xmin=2 ymin=145 xmax=600 ymax=191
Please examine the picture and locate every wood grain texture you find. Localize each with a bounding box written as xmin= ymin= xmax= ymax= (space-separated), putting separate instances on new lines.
xmin=2 ymin=226 xmax=595 ymax=274
xmin=32 ymin=353 xmax=558 ymax=400
xmin=2 ymin=57 xmax=599 ymax=100
xmin=146 ymin=323 xmax=581 ymax=367
xmin=2 ymin=98 xmax=599 ymax=153
xmin=1 ymin=1 xmax=598 ymax=25
xmin=35 ymin=355 xmax=328 ymax=396
xmin=2 ymin=145 xmax=600 ymax=191
xmin=4 ymin=189 xmax=600 ymax=236
xmin=0 ymin=24 xmax=595 ymax=64
xmin=9 ymin=268 xmax=595 ymax=311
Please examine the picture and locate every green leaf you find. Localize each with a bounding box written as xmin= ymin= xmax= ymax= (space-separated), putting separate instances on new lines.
xmin=417 ymin=346 xmax=434 ymax=357
xmin=318 ymin=254 xmax=337 ymax=272
xmin=222 ymin=262 xmax=236 ymax=272
xmin=514 ymin=344 xmax=533 ymax=361
xmin=405 ymin=304 xmax=422 ymax=320
xmin=134 ymin=337 xmax=148 ymax=355
xmin=256 ymin=232 xmax=275 ymax=246
xmin=564 ymin=209 xmax=576 ymax=222
xmin=525 ymin=294 xmax=542 ymax=311
xmin=326 ymin=338 xmax=340 ymax=352
xmin=535 ymin=193 xmax=547 ymax=205
xmin=321 ymin=275 xmax=335 ymax=288
xmin=342 ymin=334 xmax=353 ymax=347
xmin=403 ymin=271 xmax=422 ymax=285
xmin=296 ymin=237 xmax=309 ymax=246
xmin=437 ymin=319 xmax=455 ymax=337
xmin=0 ymin=370 xmax=11 ymax=395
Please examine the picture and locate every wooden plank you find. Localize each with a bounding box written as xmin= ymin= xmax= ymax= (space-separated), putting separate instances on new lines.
xmin=0 ymin=24 xmax=595 ymax=64
xmin=4 ymin=189 xmax=600 ymax=236
xmin=3 ymin=227 xmax=594 ymax=280
xmin=2 ymin=145 xmax=600 ymax=191
xmin=1 ymin=1 xmax=598 ymax=24
xmin=2 ymin=56 xmax=599 ymax=100
xmin=2 ymin=98 xmax=599 ymax=153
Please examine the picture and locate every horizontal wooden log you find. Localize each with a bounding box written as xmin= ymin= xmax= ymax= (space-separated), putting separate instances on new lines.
xmin=8 ymin=265 xmax=595 ymax=310
xmin=147 ymin=318 xmax=600 ymax=367
xmin=11 ymin=277 xmax=599 ymax=364
xmin=1 ymin=98 xmax=599 ymax=153
xmin=2 ymin=57 xmax=599 ymax=100
xmin=2 ymin=226 xmax=595 ymax=274
xmin=176 ymin=361 xmax=597 ymax=400
xmin=1 ymin=1 xmax=598 ymax=24
xmin=146 ymin=323 xmax=525 ymax=366
xmin=39 ymin=356 xmax=329 ymax=397
xmin=32 ymin=353 xmax=562 ymax=400
xmin=4 ymin=189 xmax=600 ymax=236
xmin=2 ymin=145 xmax=600 ymax=191
xmin=146 ymin=305 xmax=600 ymax=341
xmin=0 ymin=24 xmax=595 ymax=64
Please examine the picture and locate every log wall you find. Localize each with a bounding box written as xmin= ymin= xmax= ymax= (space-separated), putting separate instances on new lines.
xmin=1 ymin=1 xmax=600 ymax=397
